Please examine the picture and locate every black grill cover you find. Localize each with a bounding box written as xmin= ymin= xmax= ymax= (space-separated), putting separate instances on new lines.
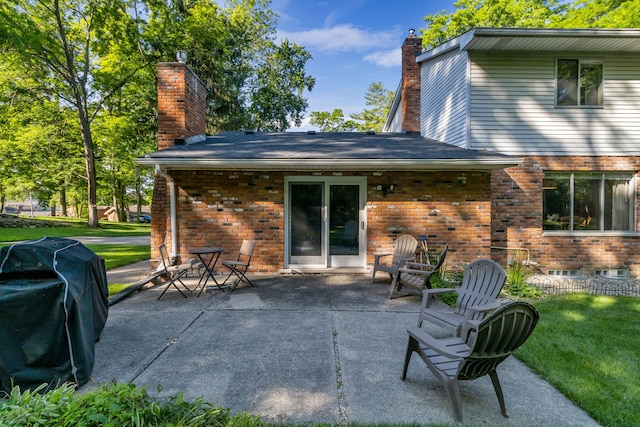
xmin=0 ymin=237 xmax=108 ymax=392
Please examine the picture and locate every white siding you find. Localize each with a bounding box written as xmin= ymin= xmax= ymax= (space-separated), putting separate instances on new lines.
xmin=469 ymin=52 xmax=640 ymax=155
xmin=387 ymin=102 xmax=403 ymax=132
xmin=421 ymin=49 xmax=469 ymax=147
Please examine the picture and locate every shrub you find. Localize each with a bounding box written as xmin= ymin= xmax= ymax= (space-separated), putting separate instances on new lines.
xmin=0 ymin=382 xmax=262 ymax=427
xmin=503 ymin=261 xmax=543 ymax=298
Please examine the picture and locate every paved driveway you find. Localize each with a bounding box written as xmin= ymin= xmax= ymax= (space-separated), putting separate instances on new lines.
xmin=68 ymin=236 xmax=150 ymax=246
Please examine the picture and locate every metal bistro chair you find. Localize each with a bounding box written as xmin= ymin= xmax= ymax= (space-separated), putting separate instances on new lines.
xmin=402 ymin=301 xmax=540 ymax=423
xmin=157 ymin=244 xmax=194 ymax=300
xmin=221 ymin=240 xmax=256 ymax=291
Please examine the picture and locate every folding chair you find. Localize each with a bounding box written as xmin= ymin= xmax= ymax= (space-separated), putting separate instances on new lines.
xmin=157 ymin=243 xmax=193 ymax=300
xmin=221 ymin=240 xmax=256 ymax=291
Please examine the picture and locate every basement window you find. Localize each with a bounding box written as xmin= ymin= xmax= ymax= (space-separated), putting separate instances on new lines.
xmin=543 ymin=172 xmax=635 ymax=232
xmin=548 ymin=269 xmax=581 ymax=278
xmin=594 ymin=269 xmax=629 ymax=279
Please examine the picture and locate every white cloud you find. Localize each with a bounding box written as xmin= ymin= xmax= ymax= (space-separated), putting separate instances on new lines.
xmin=279 ymin=24 xmax=399 ymax=53
xmin=363 ymin=47 xmax=401 ymax=68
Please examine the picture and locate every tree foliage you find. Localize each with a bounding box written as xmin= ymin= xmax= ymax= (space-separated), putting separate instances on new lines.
xmin=421 ymin=0 xmax=566 ymax=49
xmin=556 ymin=0 xmax=640 ymax=28
xmin=350 ymin=82 xmax=395 ymax=132
xmin=309 ymin=109 xmax=358 ymax=132
xmin=145 ymin=0 xmax=314 ymax=133
xmin=420 ymin=0 xmax=640 ymax=49
xmin=0 ymin=0 xmax=314 ymax=222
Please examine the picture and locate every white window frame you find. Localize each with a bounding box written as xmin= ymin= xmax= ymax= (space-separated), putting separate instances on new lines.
xmin=555 ymin=58 xmax=604 ymax=108
xmin=543 ymin=172 xmax=637 ymax=236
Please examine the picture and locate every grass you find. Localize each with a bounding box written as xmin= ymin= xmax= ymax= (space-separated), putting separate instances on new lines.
xmin=0 ymin=216 xmax=150 ymax=244
xmin=516 ymin=294 xmax=640 ymax=427
xmin=107 ymin=283 xmax=132 ymax=295
xmin=1 ymin=217 xmax=151 ymax=296
xmin=84 ymin=244 xmax=150 ymax=270
xmin=2 ymin=218 xmax=639 ymax=426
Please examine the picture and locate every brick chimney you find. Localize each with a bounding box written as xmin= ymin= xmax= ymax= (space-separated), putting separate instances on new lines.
xmin=401 ymin=29 xmax=422 ymax=134
xmin=152 ymin=53 xmax=207 ymax=261
xmin=157 ymin=55 xmax=207 ymax=150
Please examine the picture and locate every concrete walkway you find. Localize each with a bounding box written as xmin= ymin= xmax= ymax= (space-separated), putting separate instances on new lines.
xmin=85 ymin=266 xmax=599 ymax=426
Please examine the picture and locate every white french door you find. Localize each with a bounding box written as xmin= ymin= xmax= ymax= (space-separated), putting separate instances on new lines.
xmin=285 ymin=177 xmax=366 ymax=269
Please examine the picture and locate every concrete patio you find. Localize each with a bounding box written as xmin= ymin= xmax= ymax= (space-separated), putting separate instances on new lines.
xmin=86 ymin=269 xmax=600 ymax=426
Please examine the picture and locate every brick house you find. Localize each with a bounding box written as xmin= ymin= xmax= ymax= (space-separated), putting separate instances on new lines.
xmin=385 ymin=28 xmax=640 ymax=278
xmin=136 ymin=55 xmax=519 ymax=273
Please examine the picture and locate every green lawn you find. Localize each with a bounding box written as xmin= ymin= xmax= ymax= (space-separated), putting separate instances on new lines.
xmin=516 ymin=294 xmax=640 ymax=427
xmin=2 ymin=217 xmax=639 ymax=426
xmin=0 ymin=216 xmax=150 ymax=243
xmin=1 ymin=217 xmax=151 ymax=296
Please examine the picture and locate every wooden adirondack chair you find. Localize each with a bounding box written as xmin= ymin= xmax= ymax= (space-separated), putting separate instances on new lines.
xmin=371 ymin=235 xmax=418 ymax=283
xmin=417 ymin=259 xmax=507 ymax=333
xmin=389 ymin=244 xmax=448 ymax=299
xmin=402 ymin=301 xmax=540 ymax=423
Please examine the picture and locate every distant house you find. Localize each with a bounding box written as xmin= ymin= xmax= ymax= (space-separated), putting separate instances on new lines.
xmin=385 ymin=28 xmax=640 ymax=278
xmin=136 ymin=57 xmax=518 ymax=273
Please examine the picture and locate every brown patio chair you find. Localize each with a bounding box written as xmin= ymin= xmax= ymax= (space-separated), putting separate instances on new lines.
xmin=371 ymin=234 xmax=418 ymax=283
xmin=221 ymin=240 xmax=256 ymax=291
xmin=417 ymin=259 xmax=507 ymax=333
xmin=402 ymin=301 xmax=540 ymax=423
xmin=389 ymin=244 xmax=448 ymax=299
xmin=157 ymin=243 xmax=194 ymax=300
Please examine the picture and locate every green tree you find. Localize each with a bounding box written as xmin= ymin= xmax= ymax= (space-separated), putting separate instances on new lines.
xmin=0 ymin=51 xmax=84 ymax=216
xmin=309 ymin=109 xmax=358 ymax=132
xmin=0 ymin=0 xmax=149 ymax=226
xmin=421 ymin=0 xmax=566 ymax=49
xmin=146 ymin=0 xmax=315 ymax=133
xmin=350 ymin=82 xmax=395 ymax=132
xmin=249 ymin=39 xmax=316 ymax=131
xmin=556 ymin=0 xmax=640 ymax=28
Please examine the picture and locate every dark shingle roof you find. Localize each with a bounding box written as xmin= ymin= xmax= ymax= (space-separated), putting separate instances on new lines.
xmin=136 ymin=131 xmax=521 ymax=171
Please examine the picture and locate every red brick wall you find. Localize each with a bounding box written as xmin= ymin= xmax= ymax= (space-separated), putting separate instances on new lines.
xmin=401 ymin=34 xmax=422 ymax=133
xmin=166 ymin=170 xmax=492 ymax=273
xmin=492 ymin=156 xmax=640 ymax=276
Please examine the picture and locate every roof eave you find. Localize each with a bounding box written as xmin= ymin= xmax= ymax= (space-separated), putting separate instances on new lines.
xmin=135 ymin=157 xmax=523 ymax=171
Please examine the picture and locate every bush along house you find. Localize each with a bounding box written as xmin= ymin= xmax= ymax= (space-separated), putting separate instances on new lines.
xmin=136 ymin=49 xmax=520 ymax=274
xmin=385 ymin=28 xmax=640 ymax=278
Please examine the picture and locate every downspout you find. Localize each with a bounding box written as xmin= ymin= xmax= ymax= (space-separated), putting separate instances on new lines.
xmin=155 ymin=165 xmax=178 ymax=258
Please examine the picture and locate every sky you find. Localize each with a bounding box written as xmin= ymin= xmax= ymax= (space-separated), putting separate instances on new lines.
xmin=270 ymin=0 xmax=458 ymax=130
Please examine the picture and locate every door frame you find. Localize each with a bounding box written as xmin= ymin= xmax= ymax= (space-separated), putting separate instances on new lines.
xmin=284 ymin=176 xmax=367 ymax=269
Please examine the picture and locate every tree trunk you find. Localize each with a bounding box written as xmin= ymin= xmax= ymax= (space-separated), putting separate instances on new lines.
xmin=81 ymin=122 xmax=99 ymax=227
xmin=59 ymin=188 xmax=67 ymax=217
xmin=54 ymin=0 xmax=98 ymax=227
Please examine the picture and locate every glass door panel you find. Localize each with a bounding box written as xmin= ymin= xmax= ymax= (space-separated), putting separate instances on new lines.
xmin=289 ymin=183 xmax=324 ymax=265
xmin=329 ymin=185 xmax=359 ymax=256
xmin=286 ymin=177 xmax=365 ymax=269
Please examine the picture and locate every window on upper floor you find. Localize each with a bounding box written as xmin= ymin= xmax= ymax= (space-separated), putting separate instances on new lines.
xmin=543 ymin=172 xmax=635 ymax=232
xmin=556 ymin=59 xmax=603 ymax=107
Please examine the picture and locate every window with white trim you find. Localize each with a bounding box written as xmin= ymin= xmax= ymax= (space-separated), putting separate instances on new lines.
xmin=556 ymin=59 xmax=603 ymax=107
xmin=543 ymin=172 xmax=635 ymax=232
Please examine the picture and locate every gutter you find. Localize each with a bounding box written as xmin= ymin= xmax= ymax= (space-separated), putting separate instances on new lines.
xmin=137 ymin=157 xmax=523 ymax=171
xmin=155 ymin=165 xmax=178 ymax=259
